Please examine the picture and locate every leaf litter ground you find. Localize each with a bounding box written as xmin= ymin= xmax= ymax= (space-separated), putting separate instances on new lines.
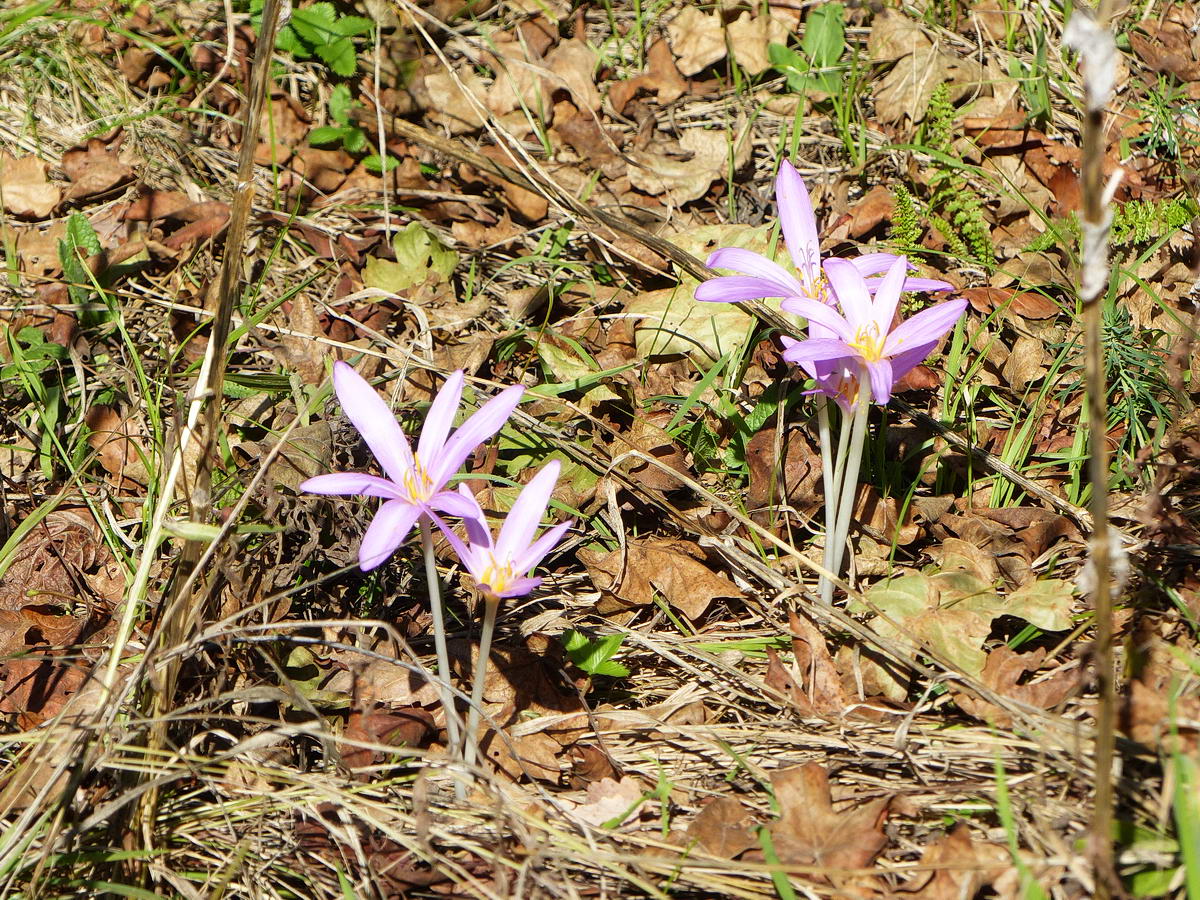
xmin=0 ymin=0 xmax=1197 ymax=896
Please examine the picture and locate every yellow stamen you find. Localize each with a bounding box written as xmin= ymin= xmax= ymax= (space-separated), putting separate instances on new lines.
xmin=402 ymin=456 xmax=433 ymax=500
xmin=848 ymin=324 xmax=885 ymax=363
xmin=479 ymin=555 xmax=515 ymax=596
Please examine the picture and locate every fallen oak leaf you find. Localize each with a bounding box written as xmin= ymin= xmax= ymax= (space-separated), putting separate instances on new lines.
xmin=768 ymin=763 xmax=892 ymax=878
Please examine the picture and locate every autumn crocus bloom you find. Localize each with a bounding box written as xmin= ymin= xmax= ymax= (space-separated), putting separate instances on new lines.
xmin=444 ymin=461 xmax=572 ymax=773
xmin=781 ymin=256 xmax=968 ymax=406
xmin=443 ymin=460 xmax=572 ymax=600
xmin=694 ymin=159 xmax=952 ymax=308
xmin=299 ymin=361 xmax=524 ymax=570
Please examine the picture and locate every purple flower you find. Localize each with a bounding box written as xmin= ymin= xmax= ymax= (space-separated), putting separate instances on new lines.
xmin=694 ymin=160 xmax=952 ymax=308
xmin=300 ymin=361 xmax=523 ymax=571
xmin=781 ymin=256 xmax=967 ymax=406
xmin=442 ymin=461 xmax=572 ymax=600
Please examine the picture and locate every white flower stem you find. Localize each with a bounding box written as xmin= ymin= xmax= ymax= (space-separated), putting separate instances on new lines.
xmin=462 ymin=591 xmax=500 ymax=774
xmin=821 ymin=400 xmax=855 ymax=605
xmin=420 ymin=519 xmax=462 ymax=769
xmin=826 ymin=389 xmax=871 ymax=600
xmin=816 ymin=397 xmax=837 ymax=605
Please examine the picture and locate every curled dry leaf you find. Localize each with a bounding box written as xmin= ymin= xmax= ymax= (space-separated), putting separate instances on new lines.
xmin=86 ymin=405 xmax=150 ymax=490
xmin=414 ymin=65 xmax=488 ymax=134
xmin=962 ymin=285 xmax=1059 ymax=320
xmin=545 ymin=39 xmax=601 ymax=112
xmin=579 ymin=537 xmax=742 ymax=619
xmin=608 ymin=38 xmax=687 ymax=115
xmin=0 ymin=154 xmax=61 ymax=218
xmin=764 ymin=608 xmax=852 ymax=716
xmin=628 ymin=127 xmax=732 ymax=205
xmin=953 ymin=646 xmax=1080 ymax=726
xmin=341 ymin=708 xmax=434 ymax=776
xmin=667 ymin=7 xmax=726 ymax=76
xmin=61 ymin=138 xmax=134 ymax=202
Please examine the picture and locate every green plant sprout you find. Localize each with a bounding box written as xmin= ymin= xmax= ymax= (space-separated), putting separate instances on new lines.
xmin=250 ymin=0 xmax=372 ymax=78
xmin=308 ymin=84 xmax=398 ymax=173
xmin=563 ymin=629 xmax=630 ymax=678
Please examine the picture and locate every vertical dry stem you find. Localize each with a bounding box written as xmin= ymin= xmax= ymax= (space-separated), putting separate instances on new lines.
xmin=1066 ymin=6 xmax=1117 ymax=895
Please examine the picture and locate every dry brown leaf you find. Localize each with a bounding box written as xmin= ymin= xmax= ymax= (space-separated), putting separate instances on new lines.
xmin=768 ymin=763 xmax=892 ymax=879
xmin=609 ymin=38 xmax=687 ymax=114
xmin=954 ymin=647 xmax=1080 ymax=726
xmin=569 ymin=775 xmax=644 ymax=826
xmin=0 ymin=658 xmax=90 ymax=729
xmin=727 ymin=12 xmax=789 ymax=76
xmin=60 ymin=138 xmax=134 ymax=202
xmin=486 ymin=38 xmax=546 ymax=117
xmin=416 ymin=65 xmax=488 ymax=134
xmin=545 ymin=39 xmax=600 ymax=112
xmin=1002 ymin=334 xmax=1049 ymax=388
xmin=746 ymin=425 xmax=824 ymax=521
xmin=899 ymin=823 xmax=1012 ymax=898
xmin=667 ymin=7 xmax=726 ymax=76
xmin=86 ymin=405 xmax=150 ymax=490
xmin=687 ymin=796 xmax=757 ymax=858
xmin=847 ymin=185 xmax=895 ymax=238
xmin=962 ymin=286 xmax=1059 ymax=319
xmin=873 ymin=45 xmax=945 ymax=125
xmin=341 ymin=708 xmax=433 ymax=775
xmin=765 ymin=609 xmax=852 ymax=715
xmin=580 ymin=538 xmax=742 ymax=619
xmin=628 ymin=127 xmax=735 ymax=205
xmin=0 ymin=155 xmax=60 ymax=218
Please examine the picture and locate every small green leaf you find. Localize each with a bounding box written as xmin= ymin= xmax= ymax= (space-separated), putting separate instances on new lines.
xmin=308 ymin=125 xmax=349 ymax=147
xmin=66 ymin=211 xmax=102 ymax=256
xmin=328 ymin=83 xmax=353 ymax=126
xmin=801 ymin=3 xmax=845 ymax=68
xmin=332 ymin=14 xmax=374 ymax=36
xmin=342 ymin=127 xmax=368 ymax=155
xmin=563 ymin=630 xmax=629 ymax=678
xmin=289 ymin=3 xmax=337 ymax=45
xmin=363 ymin=153 xmax=399 ymax=173
xmin=316 ymin=38 xmax=358 ymax=77
xmin=362 ymin=222 xmax=457 ymax=293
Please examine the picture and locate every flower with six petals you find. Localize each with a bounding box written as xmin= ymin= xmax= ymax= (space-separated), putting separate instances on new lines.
xmin=299 ymin=361 xmax=524 ymax=570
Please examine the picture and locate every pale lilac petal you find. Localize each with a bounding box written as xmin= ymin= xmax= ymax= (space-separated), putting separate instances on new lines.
xmin=431 ymin=508 xmax=488 ymax=576
xmin=495 ymin=575 xmax=542 ymax=599
xmin=775 ymin=161 xmax=821 ymax=282
xmin=888 ymin=343 xmax=940 ymax=383
xmin=866 ymin=359 xmax=895 ymax=405
xmin=882 ymin=299 xmax=967 ymax=358
xmin=512 ymin=519 xmax=572 ymax=576
xmin=299 ymin=472 xmax=406 ymax=500
xmin=496 ymin=461 xmax=560 ymax=562
xmin=780 ymin=297 xmax=854 ymax=341
xmin=417 ymin=370 xmax=464 ymax=462
xmin=868 ymin=255 xmax=911 ymax=338
xmin=822 ymin=259 xmax=873 ymax=328
xmin=427 ymin=384 xmax=524 ymax=487
xmin=696 ymin=276 xmax=797 ymax=304
xmin=332 ymin=361 xmax=413 ymax=484
xmin=427 ymin=488 xmax=481 ymax=522
xmin=780 ymin=335 xmax=817 ymax=381
xmin=848 ymin=252 xmax=903 ymax=277
xmin=705 ymin=248 xmax=807 ymax=297
xmin=359 ymin=499 xmax=421 ymax=570
xmin=898 ymin=276 xmax=955 ymax=293
xmin=781 ymin=337 xmax=857 ymax=365
xmin=455 ymin=484 xmax=493 ymax=548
